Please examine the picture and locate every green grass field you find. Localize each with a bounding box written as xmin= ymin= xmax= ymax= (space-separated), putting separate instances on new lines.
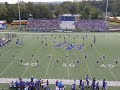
xmin=0 ymin=32 xmax=120 ymax=81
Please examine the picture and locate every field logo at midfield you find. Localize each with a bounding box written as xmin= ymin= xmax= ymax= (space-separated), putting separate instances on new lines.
xmin=100 ymin=64 xmax=115 ymax=68
xmin=21 ymin=62 xmax=37 ymax=66
xmin=62 ymin=63 xmax=75 ymax=67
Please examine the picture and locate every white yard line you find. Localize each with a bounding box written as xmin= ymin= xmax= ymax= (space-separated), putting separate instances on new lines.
xmin=103 ymin=36 xmax=120 ymax=60
xmin=108 ymin=48 xmax=120 ymax=60
xmin=44 ymin=49 xmax=54 ymax=78
xmin=93 ymin=44 xmax=117 ymax=80
xmin=66 ymin=50 xmax=70 ymax=84
xmin=0 ymin=51 xmax=24 ymax=76
xmin=21 ymin=44 xmax=44 ymax=77
xmin=106 ymin=36 xmax=120 ymax=59
xmin=103 ymin=38 xmax=120 ymax=75
xmin=44 ymin=36 xmax=55 ymax=78
xmin=82 ymin=50 xmax=92 ymax=79
xmin=75 ymin=35 xmax=92 ymax=79
xmin=0 ymin=45 xmax=16 ymax=57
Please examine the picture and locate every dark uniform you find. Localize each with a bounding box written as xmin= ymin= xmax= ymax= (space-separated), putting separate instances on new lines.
xmin=91 ymin=44 xmax=92 ymax=46
xmin=83 ymin=37 xmax=84 ymax=40
xmin=21 ymin=60 xmax=22 ymax=63
xmin=58 ymin=44 xmax=60 ymax=47
xmin=116 ymin=61 xmax=118 ymax=65
xmin=49 ymin=55 xmax=51 ymax=58
xmin=56 ymin=60 xmax=58 ymax=63
xmin=103 ymin=56 xmax=105 ymax=58
xmin=94 ymin=36 xmax=96 ymax=43
xmin=77 ymin=60 xmax=80 ymax=65
xmin=32 ymin=53 xmax=34 ymax=57
xmin=85 ymin=55 xmax=87 ymax=59
xmin=96 ymin=60 xmax=99 ymax=64
xmin=83 ymin=44 xmax=84 ymax=46
xmin=37 ymin=60 xmax=39 ymax=63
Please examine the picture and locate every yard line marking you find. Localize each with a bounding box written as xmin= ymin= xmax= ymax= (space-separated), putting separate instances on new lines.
xmin=66 ymin=50 xmax=70 ymax=84
xmin=44 ymin=36 xmax=55 ymax=78
xmin=108 ymin=48 xmax=120 ymax=60
xmin=0 ymin=45 xmax=16 ymax=57
xmin=82 ymin=50 xmax=92 ymax=79
xmin=44 ymin=49 xmax=54 ymax=78
xmin=103 ymin=36 xmax=120 ymax=60
xmin=102 ymin=35 xmax=120 ymax=59
xmin=76 ymin=35 xmax=92 ymax=79
xmin=103 ymin=38 xmax=120 ymax=75
xmin=21 ymin=44 xmax=44 ymax=77
xmin=0 ymin=51 xmax=24 ymax=76
xmin=66 ymin=34 xmax=71 ymax=84
xmin=93 ymin=44 xmax=117 ymax=80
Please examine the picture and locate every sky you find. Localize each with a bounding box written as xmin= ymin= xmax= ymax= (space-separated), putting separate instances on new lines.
xmin=0 ymin=0 xmax=73 ymax=4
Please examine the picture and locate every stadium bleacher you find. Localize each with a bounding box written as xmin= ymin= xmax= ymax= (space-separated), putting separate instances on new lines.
xmin=75 ymin=19 xmax=108 ymax=32
xmin=26 ymin=19 xmax=108 ymax=32
xmin=27 ymin=19 xmax=61 ymax=30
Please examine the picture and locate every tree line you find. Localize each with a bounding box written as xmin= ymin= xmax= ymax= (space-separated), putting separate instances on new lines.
xmin=0 ymin=0 xmax=120 ymax=22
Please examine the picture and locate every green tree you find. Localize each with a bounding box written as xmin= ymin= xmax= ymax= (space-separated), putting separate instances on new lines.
xmin=0 ymin=4 xmax=8 ymax=20
xmin=90 ymin=7 xmax=100 ymax=19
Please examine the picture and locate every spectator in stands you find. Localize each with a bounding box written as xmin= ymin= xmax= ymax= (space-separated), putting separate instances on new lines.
xmin=26 ymin=19 xmax=61 ymax=30
xmin=75 ymin=19 xmax=108 ymax=32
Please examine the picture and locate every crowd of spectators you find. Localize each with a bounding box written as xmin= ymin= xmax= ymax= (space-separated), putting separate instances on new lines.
xmin=71 ymin=75 xmax=107 ymax=90
xmin=10 ymin=75 xmax=107 ymax=90
xmin=26 ymin=19 xmax=61 ymax=30
xmin=75 ymin=19 xmax=108 ymax=32
xmin=26 ymin=19 xmax=108 ymax=32
xmin=10 ymin=77 xmax=66 ymax=90
xmin=10 ymin=77 xmax=50 ymax=90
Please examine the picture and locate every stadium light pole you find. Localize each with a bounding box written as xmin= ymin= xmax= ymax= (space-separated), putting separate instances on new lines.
xmin=18 ymin=0 xmax=21 ymax=30
xmin=105 ymin=0 xmax=108 ymax=22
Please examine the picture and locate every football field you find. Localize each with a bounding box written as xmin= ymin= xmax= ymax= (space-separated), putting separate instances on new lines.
xmin=0 ymin=32 xmax=120 ymax=81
